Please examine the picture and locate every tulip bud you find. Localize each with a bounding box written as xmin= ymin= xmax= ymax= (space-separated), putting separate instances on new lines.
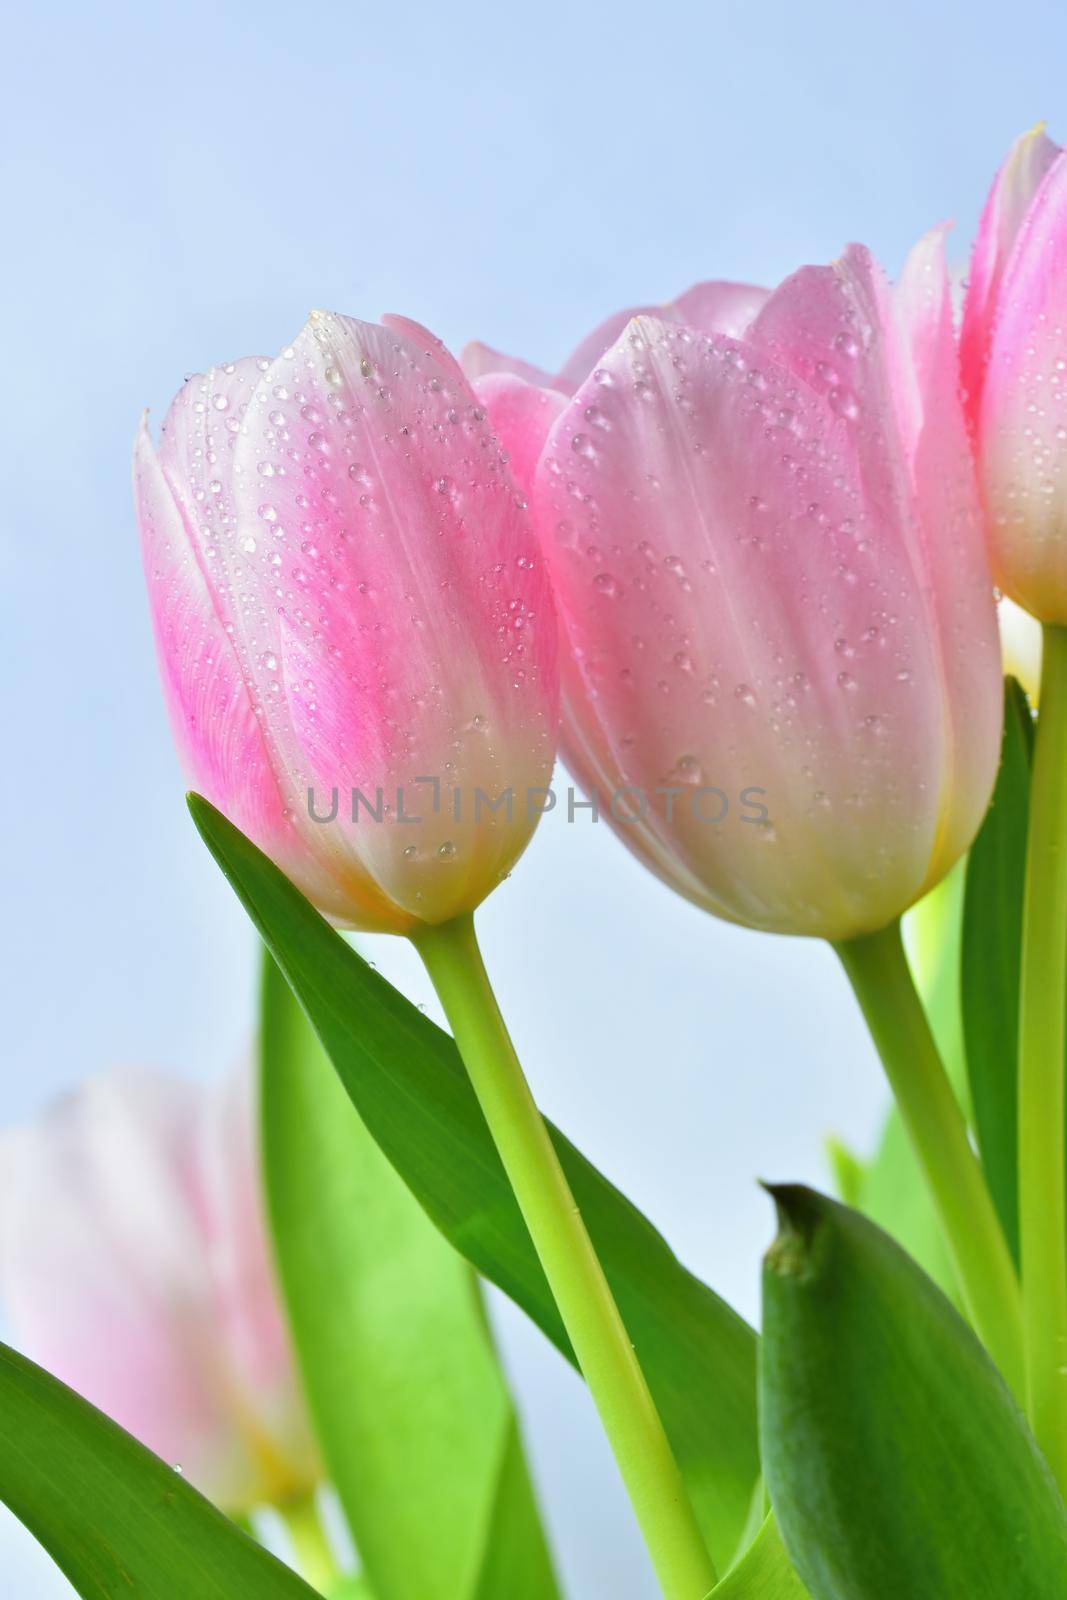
xmin=0 ymin=1069 xmax=319 ymax=1514
xmin=962 ymin=126 xmax=1067 ymax=622
xmin=135 ymin=312 xmax=558 ymax=933
xmin=499 ymin=233 xmax=1000 ymax=941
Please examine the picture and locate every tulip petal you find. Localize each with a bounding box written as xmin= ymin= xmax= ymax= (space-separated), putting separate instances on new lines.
xmin=536 ymin=315 xmax=948 ymax=939
xmin=226 ymin=312 xmax=557 ymax=922
xmin=136 ymin=403 xmax=368 ymax=926
xmin=382 ymin=314 xmax=468 ymax=384
xmin=0 ymin=1070 xmax=322 ymax=1514
xmin=460 ymin=339 xmax=557 ymax=391
xmin=892 ymin=227 xmax=1002 ymax=880
xmin=556 ymin=305 xmax=665 ymax=393
xmin=977 ymin=153 xmax=1067 ymax=619
xmin=672 ymin=280 xmax=770 ymax=339
xmin=750 ymin=241 xmax=999 ymax=897
xmin=747 ymin=244 xmax=917 ymax=538
xmin=473 ymin=372 xmax=567 ymax=502
xmin=556 ymin=283 xmax=770 ymax=393
xmin=0 ymin=1074 xmax=234 ymax=1497
xmin=961 ymin=125 xmax=1061 ymax=421
xmin=134 ymin=417 xmax=288 ymax=851
xmin=195 ymin=1072 xmax=319 ymax=1499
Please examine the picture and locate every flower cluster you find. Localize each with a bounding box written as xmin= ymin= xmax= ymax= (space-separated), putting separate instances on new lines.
xmin=135 ymin=133 xmax=1066 ymax=949
xmin=8 ymin=124 xmax=1066 ymax=1600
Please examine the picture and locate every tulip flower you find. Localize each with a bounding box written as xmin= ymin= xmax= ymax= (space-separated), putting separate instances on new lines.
xmin=473 ymin=233 xmax=1023 ymax=1400
xmin=135 ymin=311 xmax=558 ymax=934
xmin=961 ymin=125 xmax=1067 ymax=623
xmin=0 ymin=1068 xmax=319 ymax=1516
xmin=487 ymin=232 xmax=1000 ymax=944
xmin=141 ymin=312 xmax=727 ymax=1596
xmin=965 ymin=125 xmax=1067 ymax=1488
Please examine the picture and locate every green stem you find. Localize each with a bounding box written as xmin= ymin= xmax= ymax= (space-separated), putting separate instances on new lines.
xmin=413 ymin=913 xmax=717 ymax=1600
xmin=1018 ymin=623 xmax=1067 ymax=1491
xmin=278 ymin=1492 xmax=340 ymax=1595
xmin=835 ymin=920 xmax=1023 ymax=1398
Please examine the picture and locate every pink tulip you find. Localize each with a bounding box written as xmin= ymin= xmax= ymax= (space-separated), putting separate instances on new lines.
xmin=135 ymin=312 xmax=558 ymax=933
xmin=0 ymin=1069 xmax=319 ymax=1514
xmin=961 ymin=126 xmax=1067 ymax=622
xmin=482 ymin=234 xmax=1001 ymax=940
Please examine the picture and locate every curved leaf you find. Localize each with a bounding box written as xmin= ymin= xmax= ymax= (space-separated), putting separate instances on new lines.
xmin=761 ymin=1186 xmax=1067 ymax=1599
xmin=189 ymin=793 xmax=759 ymax=1570
xmin=961 ymin=676 xmax=1035 ymax=1264
xmin=0 ymin=1341 xmax=318 ymax=1599
xmin=713 ymin=1513 xmax=807 ymax=1599
xmin=260 ymin=953 xmax=558 ymax=1600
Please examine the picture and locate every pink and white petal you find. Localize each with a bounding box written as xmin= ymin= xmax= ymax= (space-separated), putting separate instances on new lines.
xmin=747 ymin=244 xmax=916 ymax=538
xmin=156 ymin=354 xmax=273 ymax=520
xmin=892 ymin=227 xmax=1001 ymax=879
xmin=556 ymin=305 xmax=664 ymax=393
xmin=134 ymin=421 xmax=347 ymax=914
xmin=536 ymin=316 xmax=945 ymax=940
xmin=232 ymin=313 xmax=558 ymax=921
xmin=0 ymin=1073 xmax=239 ymax=1498
xmin=194 ymin=1071 xmax=319 ymax=1503
xmin=460 ymin=340 xmax=557 ymax=391
xmin=473 ymin=372 xmax=567 ymax=502
xmin=382 ymin=314 xmax=467 ymax=384
xmin=135 ymin=421 xmax=281 ymax=837
xmin=979 ymin=154 xmax=1067 ymax=620
xmin=671 ymin=280 xmax=770 ymax=339
xmin=961 ymin=126 xmax=1062 ymax=421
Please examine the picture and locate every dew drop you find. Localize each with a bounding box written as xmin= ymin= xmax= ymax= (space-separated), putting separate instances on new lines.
xmin=668 ymin=754 xmax=704 ymax=785
xmin=828 ymin=386 xmax=860 ymax=421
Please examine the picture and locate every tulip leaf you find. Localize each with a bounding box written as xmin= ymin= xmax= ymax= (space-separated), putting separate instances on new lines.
xmin=189 ymin=793 xmax=760 ymax=1570
xmin=847 ymin=1105 xmax=960 ymax=1304
xmin=260 ymin=952 xmax=559 ymax=1600
xmin=0 ymin=1340 xmax=318 ymax=1599
xmin=961 ymin=676 xmax=1035 ymax=1265
xmin=712 ymin=1514 xmax=807 ymax=1599
xmin=761 ymin=1185 xmax=1067 ymax=1599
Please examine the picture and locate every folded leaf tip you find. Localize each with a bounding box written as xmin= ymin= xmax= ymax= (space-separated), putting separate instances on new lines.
xmin=762 ymin=1184 xmax=829 ymax=1282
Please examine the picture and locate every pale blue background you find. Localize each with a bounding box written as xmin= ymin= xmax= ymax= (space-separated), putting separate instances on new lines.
xmin=0 ymin=0 xmax=1057 ymax=1592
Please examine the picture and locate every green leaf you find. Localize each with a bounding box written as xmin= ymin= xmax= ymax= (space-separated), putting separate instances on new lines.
xmin=961 ymin=677 xmax=1035 ymax=1265
xmin=761 ymin=1185 xmax=1067 ymax=1600
xmin=712 ymin=1514 xmax=807 ymax=1599
xmin=189 ymin=794 xmax=759 ymax=1570
xmin=260 ymin=953 xmax=559 ymax=1600
xmin=854 ymin=1104 xmax=960 ymax=1305
xmin=0 ymin=1340 xmax=318 ymax=1599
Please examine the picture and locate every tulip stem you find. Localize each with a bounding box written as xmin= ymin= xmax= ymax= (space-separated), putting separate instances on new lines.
xmin=835 ymin=920 xmax=1024 ymax=1399
xmin=413 ymin=912 xmax=717 ymax=1600
xmin=1017 ymin=623 xmax=1067 ymax=1493
xmin=279 ymin=1492 xmax=339 ymax=1594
